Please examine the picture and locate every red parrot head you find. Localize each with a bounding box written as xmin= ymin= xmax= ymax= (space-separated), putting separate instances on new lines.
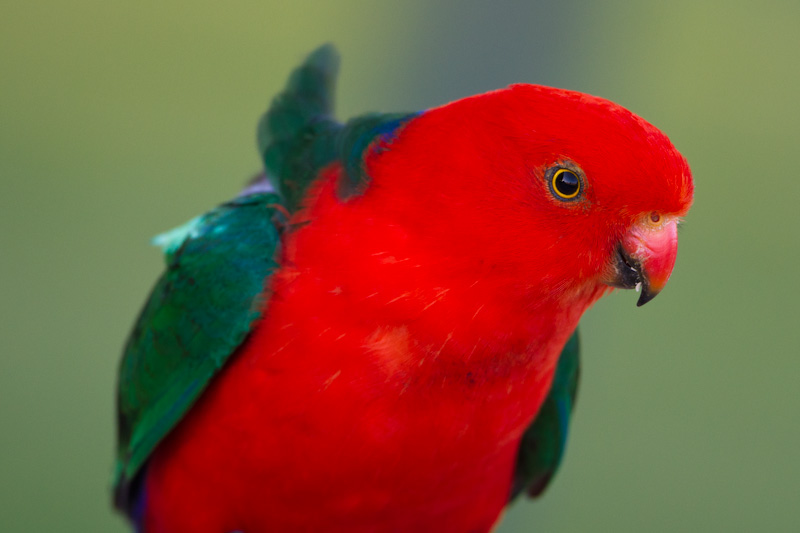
xmin=365 ymin=83 xmax=694 ymax=309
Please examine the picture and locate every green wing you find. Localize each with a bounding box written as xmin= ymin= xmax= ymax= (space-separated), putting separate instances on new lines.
xmin=113 ymin=193 xmax=284 ymax=510
xmin=511 ymin=328 xmax=581 ymax=500
xmin=113 ymin=44 xmax=419 ymax=515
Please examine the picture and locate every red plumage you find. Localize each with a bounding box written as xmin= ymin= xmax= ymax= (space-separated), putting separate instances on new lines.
xmin=142 ymin=85 xmax=692 ymax=532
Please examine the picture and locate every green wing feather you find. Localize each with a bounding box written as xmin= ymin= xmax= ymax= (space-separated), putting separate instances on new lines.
xmin=511 ymin=328 xmax=581 ymax=500
xmin=113 ymin=193 xmax=284 ymax=510
xmin=113 ymin=44 xmax=419 ymax=515
xmin=258 ymin=44 xmax=342 ymax=211
xmin=257 ymin=44 xmax=417 ymax=210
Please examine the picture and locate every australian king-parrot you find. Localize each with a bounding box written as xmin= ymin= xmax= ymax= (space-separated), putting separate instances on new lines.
xmin=113 ymin=45 xmax=694 ymax=532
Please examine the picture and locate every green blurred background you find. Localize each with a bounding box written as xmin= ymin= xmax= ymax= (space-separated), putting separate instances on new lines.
xmin=2 ymin=1 xmax=798 ymax=531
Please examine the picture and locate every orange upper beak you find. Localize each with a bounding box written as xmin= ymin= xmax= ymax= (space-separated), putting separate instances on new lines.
xmin=606 ymin=217 xmax=679 ymax=306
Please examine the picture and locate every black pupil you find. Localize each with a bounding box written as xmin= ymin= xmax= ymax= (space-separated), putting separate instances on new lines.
xmin=556 ymin=171 xmax=579 ymax=196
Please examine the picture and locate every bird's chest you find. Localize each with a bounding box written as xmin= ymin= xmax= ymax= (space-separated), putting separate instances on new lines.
xmin=148 ymin=311 xmax=556 ymax=532
xmin=237 ymin=320 xmax=550 ymax=526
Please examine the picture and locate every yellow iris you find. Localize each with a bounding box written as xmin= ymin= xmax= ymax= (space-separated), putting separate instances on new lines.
xmin=551 ymin=169 xmax=581 ymax=199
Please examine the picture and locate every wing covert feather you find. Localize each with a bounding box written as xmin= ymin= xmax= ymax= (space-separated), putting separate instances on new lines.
xmin=113 ymin=192 xmax=283 ymax=510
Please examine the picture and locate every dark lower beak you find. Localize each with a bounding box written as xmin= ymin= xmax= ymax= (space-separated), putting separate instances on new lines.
xmin=604 ymin=218 xmax=679 ymax=307
xmin=607 ymin=246 xmax=657 ymax=307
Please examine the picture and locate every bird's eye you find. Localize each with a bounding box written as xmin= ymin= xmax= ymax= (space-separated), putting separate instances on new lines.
xmin=550 ymin=168 xmax=582 ymax=200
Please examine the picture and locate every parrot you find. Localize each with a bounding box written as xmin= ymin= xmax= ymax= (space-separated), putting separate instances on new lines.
xmin=113 ymin=45 xmax=693 ymax=532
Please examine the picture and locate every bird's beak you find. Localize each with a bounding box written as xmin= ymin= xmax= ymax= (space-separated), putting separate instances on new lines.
xmin=605 ymin=217 xmax=679 ymax=306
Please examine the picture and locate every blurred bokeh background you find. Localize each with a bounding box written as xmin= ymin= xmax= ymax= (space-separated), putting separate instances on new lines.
xmin=2 ymin=1 xmax=799 ymax=531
